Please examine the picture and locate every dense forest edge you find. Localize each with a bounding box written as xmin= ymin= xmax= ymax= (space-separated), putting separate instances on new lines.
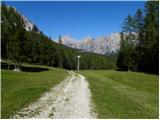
xmin=117 ymin=1 xmax=159 ymax=74
xmin=1 ymin=1 xmax=159 ymax=74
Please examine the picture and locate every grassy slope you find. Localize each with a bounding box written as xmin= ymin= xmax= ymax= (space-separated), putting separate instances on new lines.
xmin=1 ymin=64 xmax=68 ymax=118
xmin=79 ymin=70 xmax=159 ymax=119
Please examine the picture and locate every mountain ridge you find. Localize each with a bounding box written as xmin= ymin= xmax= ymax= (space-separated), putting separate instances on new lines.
xmin=58 ymin=33 xmax=120 ymax=54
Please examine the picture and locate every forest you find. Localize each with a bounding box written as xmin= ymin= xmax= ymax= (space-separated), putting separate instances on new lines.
xmin=116 ymin=1 xmax=159 ymax=74
xmin=1 ymin=3 xmax=116 ymax=70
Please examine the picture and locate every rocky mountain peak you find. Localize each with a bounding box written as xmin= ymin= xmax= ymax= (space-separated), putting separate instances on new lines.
xmin=6 ymin=5 xmax=40 ymax=33
xmin=59 ymin=33 xmax=120 ymax=54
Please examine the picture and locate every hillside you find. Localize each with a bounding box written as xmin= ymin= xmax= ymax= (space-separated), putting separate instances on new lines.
xmin=1 ymin=3 xmax=116 ymax=70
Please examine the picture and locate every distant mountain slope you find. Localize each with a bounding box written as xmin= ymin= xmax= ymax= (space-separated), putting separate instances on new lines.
xmin=1 ymin=3 xmax=117 ymax=70
xmin=1 ymin=5 xmax=40 ymax=33
xmin=58 ymin=33 xmax=120 ymax=54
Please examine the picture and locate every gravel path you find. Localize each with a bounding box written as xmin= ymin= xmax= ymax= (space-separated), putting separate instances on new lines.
xmin=13 ymin=71 xmax=97 ymax=119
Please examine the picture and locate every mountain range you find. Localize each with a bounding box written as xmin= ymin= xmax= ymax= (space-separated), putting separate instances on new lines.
xmin=58 ymin=33 xmax=120 ymax=55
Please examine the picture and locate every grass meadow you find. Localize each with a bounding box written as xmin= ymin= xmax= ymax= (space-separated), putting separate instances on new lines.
xmin=1 ymin=63 xmax=68 ymax=118
xmin=79 ymin=70 xmax=159 ymax=118
xmin=1 ymin=62 xmax=159 ymax=119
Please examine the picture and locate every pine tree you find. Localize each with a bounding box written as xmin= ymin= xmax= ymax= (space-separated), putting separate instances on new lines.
xmin=144 ymin=1 xmax=159 ymax=74
xmin=58 ymin=35 xmax=63 ymax=44
xmin=116 ymin=32 xmax=128 ymax=71
xmin=117 ymin=1 xmax=159 ymax=74
xmin=117 ymin=15 xmax=137 ymax=71
xmin=134 ymin=9 xmax=145 ymax=71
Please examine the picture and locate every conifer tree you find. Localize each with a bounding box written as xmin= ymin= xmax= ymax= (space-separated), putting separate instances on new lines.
xmin=144 ymin=1 xmax=159 ymax=74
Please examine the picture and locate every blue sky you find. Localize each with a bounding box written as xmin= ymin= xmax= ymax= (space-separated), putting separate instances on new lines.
xmin=5 ymin=1 xmax=145 ymax=40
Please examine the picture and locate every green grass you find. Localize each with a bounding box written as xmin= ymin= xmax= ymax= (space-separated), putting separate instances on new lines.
xmin=1 ymin=64 xmax=68 ymax=118
xmin=78 ymin=70 xmax=159 ymax=119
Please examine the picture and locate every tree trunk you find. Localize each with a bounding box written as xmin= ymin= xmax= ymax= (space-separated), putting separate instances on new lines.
xmin=7 ymin=44 xmax=10 ymax=70
xmin=19 ymin=63 xmax=22 ymax=71
xmin=8 ymin=63 xmax=10 ymax=70
xmin=40 ymin=54 xmax=43 ymax=65
xmin=14 ymin=64 xmax=17 ymax=69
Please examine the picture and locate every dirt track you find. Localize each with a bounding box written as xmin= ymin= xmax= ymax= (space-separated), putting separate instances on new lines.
xmin=13 ymin=71 xmax=96 ymax=119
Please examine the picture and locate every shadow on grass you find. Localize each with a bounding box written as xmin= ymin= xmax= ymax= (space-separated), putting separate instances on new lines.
xmin=1 ymin=62 xmax=49 ymax=72
xmin=116 ymin=68 xmax=159 ymax=75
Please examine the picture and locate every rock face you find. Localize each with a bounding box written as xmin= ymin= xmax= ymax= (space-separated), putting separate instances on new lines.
xmin=59 ymin=33 xmax=120 ymax=54
xmin=7 ymin=6 xmax=40 ymax=33
xmin=21 ymin=15 xmax=39 ymax=32
xmin=22 ymin=15 xmax=34 ymax=31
